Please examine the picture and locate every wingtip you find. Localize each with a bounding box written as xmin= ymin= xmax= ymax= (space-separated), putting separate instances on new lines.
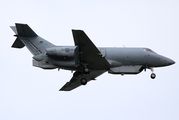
xmin=59 ymin=88 xmax=69 ymax=91
xmin=15 ymin=23 xmax=28 ymax=26
xmin=72 ymin=29 xmax=84 ymax=32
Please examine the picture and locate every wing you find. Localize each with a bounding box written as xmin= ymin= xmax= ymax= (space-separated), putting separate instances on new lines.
xmin=60 ymin=70 xmax=106 ymax=91
xmin=72 ymin=30 xmax=110 ymax=70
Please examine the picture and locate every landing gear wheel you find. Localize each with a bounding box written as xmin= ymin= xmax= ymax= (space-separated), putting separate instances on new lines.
xmin=151 ymin=73 xmax=156 ymax=79
xmin=83 ymin=67 xmax=90 ymax=74
xmin=81 ymin=78 xmax=87 ymax=85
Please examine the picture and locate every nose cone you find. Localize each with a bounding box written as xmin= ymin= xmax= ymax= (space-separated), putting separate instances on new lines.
xmin=169 ymin=59 xmax=175 ymax=65
xmin=160 ymin=56 xmax=175 ymax=66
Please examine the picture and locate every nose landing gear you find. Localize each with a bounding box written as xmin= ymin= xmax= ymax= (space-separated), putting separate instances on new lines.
xmin=151 ymin=73 xmax=156 ymax=79
xmin=144 ymin=66 xmax=156 ymax=79
xmin=149 ymin=67 xmax=156 ymax=79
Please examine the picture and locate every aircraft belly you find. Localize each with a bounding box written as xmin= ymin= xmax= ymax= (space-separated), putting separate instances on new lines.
xmin=108 ymin=65 xmax=143 ymax=74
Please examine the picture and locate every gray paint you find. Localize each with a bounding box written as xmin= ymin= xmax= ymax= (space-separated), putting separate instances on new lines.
xmin=11 ymin=23 xmax=175 ymax=91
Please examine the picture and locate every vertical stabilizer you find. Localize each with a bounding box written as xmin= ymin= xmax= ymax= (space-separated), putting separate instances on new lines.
xmin=11 ymin=23 xmax=55 ymax=55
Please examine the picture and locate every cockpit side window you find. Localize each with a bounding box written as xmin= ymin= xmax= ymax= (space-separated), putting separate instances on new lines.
xmin=143 ymin=48 xmax=155 ymax=53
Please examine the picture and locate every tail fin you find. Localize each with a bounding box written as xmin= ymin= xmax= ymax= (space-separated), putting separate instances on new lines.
xmin=11 ymin=23 xmax=55 ymax=55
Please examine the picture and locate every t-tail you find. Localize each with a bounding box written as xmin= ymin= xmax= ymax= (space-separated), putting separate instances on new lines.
xmin=11 ymin=23 xmax=57 ymax=69
xmin=11 ymin=23 xmax=55 ymax=55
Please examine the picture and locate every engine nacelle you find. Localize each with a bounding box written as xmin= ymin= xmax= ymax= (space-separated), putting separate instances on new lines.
xmin=46 ymin=46 xmax=76 ymax=57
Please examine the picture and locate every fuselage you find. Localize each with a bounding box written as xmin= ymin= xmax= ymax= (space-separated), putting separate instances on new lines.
xmin=36 ymin=46 xmax=175 ymax=74
xmin=102 ymin=47 xmax=174 ymax=67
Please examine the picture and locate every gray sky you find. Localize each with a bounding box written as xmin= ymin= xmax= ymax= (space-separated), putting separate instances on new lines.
xmin=1 ymin=0 xmax=179 ymax=120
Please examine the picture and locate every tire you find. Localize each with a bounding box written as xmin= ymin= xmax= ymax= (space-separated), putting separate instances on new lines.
xmin=151 ymin=73 xmax=156 ymax=79
xmin=81 ymin=78 xmax=87 ymax=85
xmin=83 ymin=67 xmax=90 ymax=74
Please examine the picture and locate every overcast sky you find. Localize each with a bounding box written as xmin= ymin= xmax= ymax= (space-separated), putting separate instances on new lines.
xmin=0 ymin=0 xmax=179 ymax=120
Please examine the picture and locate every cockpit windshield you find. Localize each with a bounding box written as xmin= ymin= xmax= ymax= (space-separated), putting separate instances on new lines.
xmin=143 ymin=48 xmax=155 ymax=53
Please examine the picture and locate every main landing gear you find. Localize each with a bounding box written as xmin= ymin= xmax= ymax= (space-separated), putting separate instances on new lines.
xmin=80 ymin=67 xmax=90 ymax=85
xmin=73 ymin=71 xmax=88 ymax=85
xmin=83 ymin=67 xmax=90 ymax=74
xmin=81 ymin=78 xmax=87 ymax=85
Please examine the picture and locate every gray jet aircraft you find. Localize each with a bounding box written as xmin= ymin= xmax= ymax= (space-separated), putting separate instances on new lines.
xmin=11 ymin=23 xmax=175 ymax=91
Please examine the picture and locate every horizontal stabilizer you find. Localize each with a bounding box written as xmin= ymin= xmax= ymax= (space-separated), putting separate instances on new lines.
xmin=15 ymin=23 xmax=38 ymax=37
xmin=10 ymin=26 xmax=18 ymax=35
xmin=11 ymin=38 xmax=25 ymax=48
